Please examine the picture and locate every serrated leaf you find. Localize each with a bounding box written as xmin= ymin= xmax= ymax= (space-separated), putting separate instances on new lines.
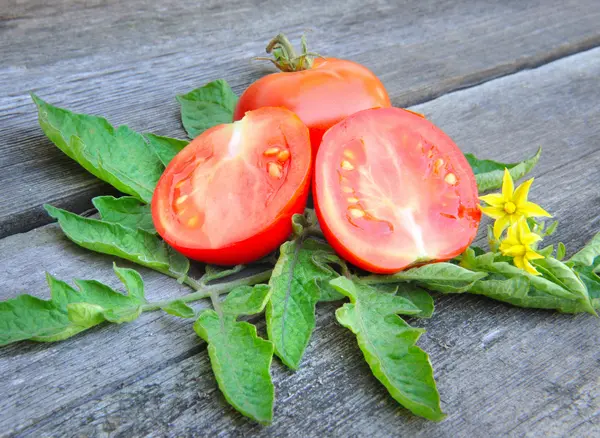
xmin=194 ymin=285 xmax=274 ymax=424
xmin=364 ymin=262 xmax=487 ymax=293
xmin=0 ymin=265 xmax=146 ymax=346
xmin=177 ymin=79 xmax=238 ymax=139
xmin=32 ymin=94 xmax=163 ymax=202
xmin=569 ymin=232 xmax=600 ymax=268
xmin=465 ymin=147 xmax=541 ymax=192
xmin=144 ymin=133 xmax=188 ymax=166
xmin=45 ymin=204 xmax=189 ymax=279
xmin=458 ymin=253 xmax=597 ymax=314
xmin=394 ymin=285 xmax=435 ymax=318
xmin=92 ymin=196 xmax=155 ymax=233
xmin=266 ymin=237 xmax=342 ymax=369
xmin=331 ymin=277 xmax=445 ymax=421
xmin=161 ymin=301 xmax=195 ymax=318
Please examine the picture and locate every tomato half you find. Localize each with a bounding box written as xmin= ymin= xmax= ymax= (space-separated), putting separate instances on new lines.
xmin=234 ymin=58 xmax=391 ymax=157
xmin=314 ymin=107 xmax=481 ymax=274
xmin=152 ymin=107 xmax=312 ymax=265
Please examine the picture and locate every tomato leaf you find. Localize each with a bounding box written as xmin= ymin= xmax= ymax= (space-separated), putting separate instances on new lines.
xmin=450 ymin=249 xmax=598 ymax=314
xmin=363 ymin=262 xmax=487 ymax=293
xmin=161 ymin=300 xmax=196 ymax=318
xmin=569 ymin=232 xmax=600 ymax=269
xmin=177 ymin=79 xmax=238 ymax=139
xmin=45 ymin=204 xmax=189 ymax=280
xmin=32 ymin=94 xmax=163 ymax=202
xmin=201 ymin=264 xmax=246 ymax=284
xmin=466 ymin=147 xmax=541 ymax=192
xmin=144 ymin=133 xmax=188 ymax=166
xmin=194 ymin=285 xmax=274 ymax=424
xmin=331 ymin=277 xmax=445 ymax=422
xmin=92 ymin=196 xmax=156 ymax=233
xmin=266 ymin=237 xmax=343 ymax=369
xmin=0 ymin=264 xmax=145 ymax=346
xmin=574 ymin=265 xmax=600 ymax=311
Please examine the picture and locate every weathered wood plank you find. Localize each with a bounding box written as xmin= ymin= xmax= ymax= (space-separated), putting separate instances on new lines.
xmin=1 ymin=48 xmax=600 ymax=436
xmin=1 ymin=0 xmax=600 ymax=237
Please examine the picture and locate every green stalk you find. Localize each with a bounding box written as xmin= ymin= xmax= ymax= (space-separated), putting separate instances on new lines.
xmin=141 ymin=269 xmax=273 ymax=312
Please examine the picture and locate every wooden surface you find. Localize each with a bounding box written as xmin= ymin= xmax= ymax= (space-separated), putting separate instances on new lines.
xmin=1 ymin=0 xmax=599 ymax=436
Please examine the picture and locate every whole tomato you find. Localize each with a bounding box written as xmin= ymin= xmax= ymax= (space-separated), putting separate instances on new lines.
xmin=234 ymin=34 xmax=391 ymax=155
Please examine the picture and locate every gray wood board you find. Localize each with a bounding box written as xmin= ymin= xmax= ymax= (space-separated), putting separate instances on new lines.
xmin=2 ymin=0 xmax=600 ymax=237
xmin=2 ymin=48 xmax=599 ymax=437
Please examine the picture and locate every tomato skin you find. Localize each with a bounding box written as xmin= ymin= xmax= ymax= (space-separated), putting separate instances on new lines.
xmin=314 ymin=107 xmax=481 ymax=274
xmin=234 ymin=58 xmax=391 ymax=156
xmin=152 ymin=107 xmax=312 ymax=265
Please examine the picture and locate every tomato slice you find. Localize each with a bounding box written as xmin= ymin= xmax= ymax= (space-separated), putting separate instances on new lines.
xmin=314 ymin=107 xmax=481 ymax=273
xmin=152 ymin=107 xmax=312 ymax=265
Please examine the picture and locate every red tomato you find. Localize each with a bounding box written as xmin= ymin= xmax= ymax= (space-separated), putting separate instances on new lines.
xmin=234 ymin=58 xmax=391 ymax=156
xmin=152 ymin=107 xmax=312 ymax=265
xmin=314 ymin=107 xmax=481 ymax=274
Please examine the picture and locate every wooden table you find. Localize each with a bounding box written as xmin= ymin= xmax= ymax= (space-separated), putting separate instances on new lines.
xmin=1 ymin=1 xmax=599 ymax=436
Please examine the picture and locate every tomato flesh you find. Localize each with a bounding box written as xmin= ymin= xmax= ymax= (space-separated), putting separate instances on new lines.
xmin=234 ymin=58 xmax=391 ymax=157
xmin=314 ymin=107 xmax=481 ymax=273
xmin=152 ymin=107 xmax=312 ymax=265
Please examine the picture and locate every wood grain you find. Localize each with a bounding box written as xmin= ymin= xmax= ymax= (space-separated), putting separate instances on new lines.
xmin=1 ymin=0 xmax=600 ymax=237
xmin=2 ymin=48 xmax=599 ymax=436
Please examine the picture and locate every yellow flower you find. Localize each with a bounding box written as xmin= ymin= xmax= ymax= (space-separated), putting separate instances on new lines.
xmin=479 ymin=168 xmax=551 ymax=238
xmin=499 ymin=218 xmax=544 ymax=275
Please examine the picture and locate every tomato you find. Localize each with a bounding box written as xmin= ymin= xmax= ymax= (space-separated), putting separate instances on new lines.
xmin=314 ymin=107 xmax=481 ymax=274
xmin=234 ymin=57 xmax=390 ymax=157
xmin=152 ymin=107 xmax=312 ymax=265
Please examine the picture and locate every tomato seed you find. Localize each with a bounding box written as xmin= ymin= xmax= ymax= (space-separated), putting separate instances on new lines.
xmin=277 ymin=150 xmax=290 ymax=162
xmin=264 ymin=147 xmax=280 ymax=156
xmin=268 ymin=162 xmax=283 ymax=178
xmin=347 ymin=197 xmax=359 ymax=204
xmin=348 ymin=207 xmax=365 ymax=218
xmin=445 ymin=173 xmax=457 ymax=185
xmin=434 ymin=158 xmax=444 ymax=172
xmin=341 ymin=160 xmax=355 ymax=170
xmin=187 ymin=216 xmax=199 ymax=227
xmin=175 ymin=195 xmax=188 ymax=205
xmin=343 ymin=150 xmax=355 ymax=159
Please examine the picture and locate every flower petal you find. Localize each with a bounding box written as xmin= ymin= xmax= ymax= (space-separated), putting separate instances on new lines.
xmin=520 ymin=202 xmax=552 ymax=218
xmin=502 ymin=168 xmax=514 ymax=201
xmin=493 ymin=215 xmax=512 ymax=239
xmin=503 ymin=222 xmax=521 ymax=245
xmin=523 ymin=257 xmax=541 ymax=276
xmin=502 ymin=244 xmax=527 ymax=257
xmin=480 ymin=205 xmax=506 ymax=220
xmin=513 ymin=178 xmax=534 ymax=207
xmin=521 ymin=231 xmax=542 ymax=246
xmin=513 ymin=255 xmax=525 ymax=270
xmin=479 ymin=193 xmax=504 ymax=207
xmin=526 ymin=250 xmax=545 ymax=261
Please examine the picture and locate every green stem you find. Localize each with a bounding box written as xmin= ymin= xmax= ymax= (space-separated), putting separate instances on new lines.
xmin=141 ymin=269 xmax=273 ymax=312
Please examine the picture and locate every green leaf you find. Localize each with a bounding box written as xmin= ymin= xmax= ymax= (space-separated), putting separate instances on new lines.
xmin=144 ymin=133 xmax=188 ymax=166
xmin=331 ymin=277 xmax=445 ymax=421
xmin=32 ymin=94 xmax=163 ymax=202
xmin=0 ymin=264 xmax=146 ymax=346
xmin=266 ymin=237 xmax=342 ymax=369
xmin=194 ymin=285 xmax=274 ymax=424
xmin=569 ymin=232 xmax=600 ymax=268
xmin=177 ymin=79 xmax=238 ymax=139
xmin=201 ymin=264 xmax=245 ymax=284
xmin=45 ymin=204 xmax=189 ymax=279
xmin=363 ymin=262 xmax=487 ymax=293
xmin=574 ymin=266 xmax=600 ymax=311
xmin=393 ymin=285 xmax=435 ymax=318
xmin=457 ymin=253 xmax=597 ymax=314
xmin=161 ymin=301 xmax=196 ymax=318
xmin=92 ymin=196 xmax=155 ymax=233
xmin=556 ymin=242 xmax=566 ymax=261
xmin=466 ymin=147 xmax=541 ymax=192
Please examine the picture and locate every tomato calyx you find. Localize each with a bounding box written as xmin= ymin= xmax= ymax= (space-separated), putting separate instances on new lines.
xmin=255 ymin=33 xmax=323 ymax=72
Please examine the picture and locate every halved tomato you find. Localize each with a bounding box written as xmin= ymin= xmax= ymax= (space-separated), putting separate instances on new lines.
xmin=152 ymin=107 xmax=312 ymax=265
xmin=314 ymin=107 xmax=481 ymax=274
